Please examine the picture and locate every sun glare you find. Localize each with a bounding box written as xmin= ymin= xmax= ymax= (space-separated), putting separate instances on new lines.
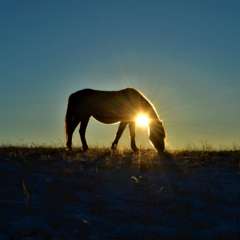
xmin=136 ymin=114 xmax=149 ymax=127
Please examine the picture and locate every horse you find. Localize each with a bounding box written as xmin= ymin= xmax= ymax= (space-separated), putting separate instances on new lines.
xmin=64 ymin=88 xmax=166 ymax=152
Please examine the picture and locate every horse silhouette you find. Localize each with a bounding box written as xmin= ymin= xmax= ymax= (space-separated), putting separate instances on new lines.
xmin=65 ymin=88 xmax=166 ymax=152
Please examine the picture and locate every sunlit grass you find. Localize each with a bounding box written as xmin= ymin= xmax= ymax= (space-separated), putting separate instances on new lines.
xmin=167 ymin=140 xmax=240 ymax=157
xmin=1 ymin=140 xmax=240 ymax=156
xmin=0 ymin=141 xmax=239 ymax=170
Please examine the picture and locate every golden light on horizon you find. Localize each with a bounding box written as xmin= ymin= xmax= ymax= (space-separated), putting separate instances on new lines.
xmin=136 ymin=114 xmax=149 ymax=127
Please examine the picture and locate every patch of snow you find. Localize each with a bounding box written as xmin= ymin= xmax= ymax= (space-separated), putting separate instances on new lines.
xmin=0 ymin=155 xmax=239 ymax=239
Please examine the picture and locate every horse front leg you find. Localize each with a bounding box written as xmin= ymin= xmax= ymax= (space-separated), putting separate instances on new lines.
xmin=111 ymin=121 xmax=128 ymax=150
xmin=79 ymin=117 xmax=90 ymax=151
xmin=66 ymin=119 xmax=80 ymax=151
xmin=129 ymin=122 xmax=139 ymax=152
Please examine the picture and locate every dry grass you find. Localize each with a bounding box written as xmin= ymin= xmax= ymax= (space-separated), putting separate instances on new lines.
xmin=0 ymin=142 xmax=239 ymax=239
xmin=0 ymin=141 xmax=239 ymax=171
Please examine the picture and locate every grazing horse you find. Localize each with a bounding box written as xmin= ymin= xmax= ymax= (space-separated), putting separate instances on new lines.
xmin=65 ymin=88 xmax=166 ymax=152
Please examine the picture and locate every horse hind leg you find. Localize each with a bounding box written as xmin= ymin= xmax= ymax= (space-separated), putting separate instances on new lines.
xmin=79 ymin=117 xmax=90 ymax=151
xmin=111 ymin=121 xmax=128 ymax=150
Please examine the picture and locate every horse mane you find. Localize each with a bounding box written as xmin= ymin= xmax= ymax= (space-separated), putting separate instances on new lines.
xmin=124 ymin=88 xmax=160 ymax=121
xmin=127 ymin=88 xmax=166 ymax=138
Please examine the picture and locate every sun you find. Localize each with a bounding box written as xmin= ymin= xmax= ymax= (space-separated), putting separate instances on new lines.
xmin=136 ymin=114 xmax=150 ymax=127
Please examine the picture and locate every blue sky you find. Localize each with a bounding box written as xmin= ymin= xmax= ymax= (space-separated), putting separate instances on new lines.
xmin=1 ymin=0 xmax=240 ymax=149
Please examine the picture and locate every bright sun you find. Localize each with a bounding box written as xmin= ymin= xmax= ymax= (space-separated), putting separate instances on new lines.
xmin=136 ymin=114 xmax=150 ymax=127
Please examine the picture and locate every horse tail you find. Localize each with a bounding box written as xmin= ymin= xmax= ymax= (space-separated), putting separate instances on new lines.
xmin=64 ymin=94 xmax=75 ymax=140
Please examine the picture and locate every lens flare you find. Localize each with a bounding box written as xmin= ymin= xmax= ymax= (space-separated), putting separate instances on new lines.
xmin=136 ymin=114 xmax=149 ymax=127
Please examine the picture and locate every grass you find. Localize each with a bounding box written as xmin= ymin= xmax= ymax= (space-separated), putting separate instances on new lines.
xmin=0 ymin=140 xmax=239 ymax=155
xmin=0 ymin=142 xmax=239 ymax=239
xmin=0 ymin=141 xmax=239 ymax=170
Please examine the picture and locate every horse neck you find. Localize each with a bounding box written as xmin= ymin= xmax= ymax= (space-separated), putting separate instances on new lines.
xmin=147 ymin=105 xmax=159 ymax=121
xmin=149 ymin=118 xmax=165 ymax=137
xmin=139 ymin=97 xmax=158 ymax=119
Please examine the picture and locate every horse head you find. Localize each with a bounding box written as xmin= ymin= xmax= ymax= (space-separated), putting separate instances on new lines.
xmin=149 ymin=120 xmax=166 ymax=153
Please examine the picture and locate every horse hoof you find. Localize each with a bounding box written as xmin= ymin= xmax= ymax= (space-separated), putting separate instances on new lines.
xmin=132 ymin=147 xmax=139 ymax=153
xmin=82 ymin=146 xmax=89 ymax=152
xmin=66 ymin=146 xmax=72 ymax=151
xmin=111 ymin=143 xmax=117 ymax=150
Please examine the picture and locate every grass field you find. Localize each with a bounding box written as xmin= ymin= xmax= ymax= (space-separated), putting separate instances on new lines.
xmin=0 ymin=143 xmax=240 ymax=239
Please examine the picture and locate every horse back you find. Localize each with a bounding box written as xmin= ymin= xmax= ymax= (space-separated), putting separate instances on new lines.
xmin=68 ymin=88 xmax=145 ymax=122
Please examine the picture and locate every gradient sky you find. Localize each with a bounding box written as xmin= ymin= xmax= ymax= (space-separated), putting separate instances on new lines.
xmin=1 ymin=0 xmax=240 ymax=149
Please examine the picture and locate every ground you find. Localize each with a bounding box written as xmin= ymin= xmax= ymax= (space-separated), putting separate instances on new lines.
xmin=0 ymin=147 xmax=239 ymax=239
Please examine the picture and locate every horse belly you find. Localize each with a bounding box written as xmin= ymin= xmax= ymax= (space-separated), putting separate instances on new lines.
xmin=92 ymin=114 xmax=120 ymax=124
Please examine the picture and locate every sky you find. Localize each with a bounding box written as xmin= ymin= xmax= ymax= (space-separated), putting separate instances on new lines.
xmin=1 ymin=0 xmax=240 ymax=149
